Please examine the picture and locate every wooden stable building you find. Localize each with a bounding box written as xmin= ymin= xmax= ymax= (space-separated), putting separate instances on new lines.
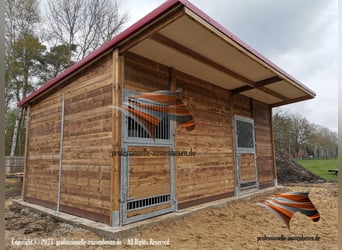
xmin=18 ymin=0 xmax=315 ymax=226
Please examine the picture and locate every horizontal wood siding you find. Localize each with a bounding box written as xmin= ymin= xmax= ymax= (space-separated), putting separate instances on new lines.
xmin=232 ymin=96 xmax=256 ymax=187
xmin=124 ymin=54 xmax=174 ymax=218
xmin=253 ymin=100 xmax=275 ymax=186
xmin=61 ymin=54 xmax=113 ymax=218
xmin=127 ymin=203 xmax=171 ymax=218
xmin=232 ymin=95 xmax=275 ymax=188
xmin=174 ymin=71 xmax=233 ymax=204
xmin=238 ymin=153 xmax=256 ymax=183
xmin=124 ymin=53 xmax=234 ymax=206
xmin=232 ymin=94 xmax=252 ymax=117
xmin=25 ymin=54 xmax=113 ymax=222
xmin=124 ymin=52 xmax=169 ymax=92
xmin=123 ymin=52 xmax=274 ymax=209
xmin=26 ymin=91 xmax=63 ymax=204
xmin=127 ymin=146 xmax=171 ymax=199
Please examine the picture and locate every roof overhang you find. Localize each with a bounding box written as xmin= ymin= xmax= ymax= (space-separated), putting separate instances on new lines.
xmin=122 ymin=3 xmax=315 ymax=107
xmin=18 ymin=0 xmax=315 ymax=107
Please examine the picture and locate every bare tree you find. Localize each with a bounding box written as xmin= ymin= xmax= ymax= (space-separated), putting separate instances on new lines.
xmin=310 ymin=125 xmax=338 ymax=159
xmin=5 ymin=0 xmax=40 ymax=49
xmin=273 ymin=110 xmax=337 ymax=159
xmin=290 ymin=113 xmax=311 ymax=157
xmin=273 ymin=109 xmax=293 ymax=155
xmin=45 ymin=0 xmax=128 ymax=62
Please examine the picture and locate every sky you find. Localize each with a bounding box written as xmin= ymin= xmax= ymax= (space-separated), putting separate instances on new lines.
xmin=120 ymin=0 xmax=338 ymax=132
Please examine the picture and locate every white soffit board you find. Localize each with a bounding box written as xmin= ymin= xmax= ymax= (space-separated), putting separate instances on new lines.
xmin=242 ymin=88 xmax=282 ymax=104
xmin=266 ymin=80 xmax=308 ymax=99
xmin=158 ymin=14 xmax=212 ymax=48
xmin=158 ymin=15 xmax=276 ymax=82
xmin=130 ymin=39 xmax=247 ymax=89
xmin=128 ymin=9 xmax=314 ymax=104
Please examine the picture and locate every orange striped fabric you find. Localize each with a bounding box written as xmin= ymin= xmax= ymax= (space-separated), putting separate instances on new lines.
xmin=120 ymin=90 xmax=195 ymax=138
xmin=257 ymin=191 xmax=320 ymax=230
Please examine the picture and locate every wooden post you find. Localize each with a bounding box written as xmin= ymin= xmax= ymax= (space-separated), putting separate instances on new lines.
xmin=230 ymin=93 xmax=238 ymax=195
xmin=269 ymin=107 xmax=278 ymax=186
xmin=22 ymin=105 xmax=31 ymax=200
xmin=111 ymin=49 xmax=123 ymax=226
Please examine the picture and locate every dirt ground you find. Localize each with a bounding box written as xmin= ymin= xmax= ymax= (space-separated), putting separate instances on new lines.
xmin=275 ymin=152 xmax=325 ymax=184
xmin=5 ymin=178 xmax=338 ymax=250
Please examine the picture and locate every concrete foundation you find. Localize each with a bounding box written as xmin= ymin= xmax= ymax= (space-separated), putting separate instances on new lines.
xmin=13 ymin=186 xmax=287 ymax=239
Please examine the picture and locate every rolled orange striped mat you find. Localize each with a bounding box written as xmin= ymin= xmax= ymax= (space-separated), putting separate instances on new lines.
xmin=257 ymin=191 xmax=320 ymax=230
xmin=113 ymin=90 xmax=195 ymax=139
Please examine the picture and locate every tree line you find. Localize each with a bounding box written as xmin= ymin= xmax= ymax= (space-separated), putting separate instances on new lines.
xmin=5 ymin=0 xmax=128 ymax=156
xmin=273 ymin=110 xmax=338 ymax=159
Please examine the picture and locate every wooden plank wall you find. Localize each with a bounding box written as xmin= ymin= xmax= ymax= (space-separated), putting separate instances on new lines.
xmin=232 ymin=95 xmax=256 ymax=186
xmin=124 ymin=52 xmax=274 ymax=208
xmin=232 ymin=94 xmax=252 ymax=117
xmin=253 ymin=101 xmax=275 ymax=187
xmin=124 ymin=53 xmax=234 ymax=206
xmin=25 ymin=54 xmax=113 ymax=223
xmin=174 ymin=71 xmax=234 ymax=205
xmin=124 ymin=53 xmax=173 ymax=216
xmin=26 ymin=91 xmax=63 ymax=203
xmin=124 ymin=52 xmax=169 ymax=91
xmin=233 ymin=94 xmax=275 ymax=188
xmin=127 ymin=146 xmax=171 ymax=199
xmin=239 ymin=153 xmax=256 ymax=183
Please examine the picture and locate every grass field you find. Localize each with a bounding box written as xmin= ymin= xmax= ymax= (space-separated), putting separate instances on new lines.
xmin=296 ymin=159 xmax=338 ymax=181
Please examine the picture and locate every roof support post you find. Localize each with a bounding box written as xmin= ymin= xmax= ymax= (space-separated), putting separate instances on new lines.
xmin=269 ymin=107 xmax=278 ymax=186
xmin=111 ymin=49 xmax=123 ymax=226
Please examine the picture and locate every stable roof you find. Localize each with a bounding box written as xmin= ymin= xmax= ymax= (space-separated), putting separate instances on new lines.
xmin=18 ymin=0 xmax=315 ymax=107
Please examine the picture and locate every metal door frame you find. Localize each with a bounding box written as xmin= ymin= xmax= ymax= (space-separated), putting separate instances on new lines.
xmin=120 ymin=89 xmax=176 ymax=225
xmin=234 ymin=115 xmax=259 ymax=195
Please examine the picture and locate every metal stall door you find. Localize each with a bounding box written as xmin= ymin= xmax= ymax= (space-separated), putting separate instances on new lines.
xmin=234 ymin=116 xmax=258 ymax=194
xmin=121 ymin=89 xmax=175 ymax=225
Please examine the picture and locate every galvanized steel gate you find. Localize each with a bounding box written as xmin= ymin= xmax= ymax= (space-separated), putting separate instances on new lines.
xmin=234 ymin=116 xmax=258 ymax=195
xmin=120 ymin=89 xmax=176 ymax=225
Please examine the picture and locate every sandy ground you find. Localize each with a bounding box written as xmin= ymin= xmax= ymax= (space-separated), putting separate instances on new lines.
xmin=5 ymin=181 xmax=337 ymax=250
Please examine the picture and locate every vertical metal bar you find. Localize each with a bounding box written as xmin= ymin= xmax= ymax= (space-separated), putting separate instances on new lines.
xmin=160 ymin=110 xmax=162 ymax=140
xmin=158 ymin=104 xmax=160 ymax=139
xmin=160 ymin=104 xmax=162 ymax=139
xmin=22 ymin=106 xmax=31 ymax=200
xmin=57 ymin=93 xmax=65 ymax=212
xmin=170 ymin=115 xmax=175 ymax=209
xmin=120 ymin=89 xmax=126 ymax=225
xmin=139 ymin=99 xmax=142 ymax=137
xmin=165 ymin=105 xmax=167 ymax=139
xmin=234 ymin=116 xmax=240 ymax=195
xmin=146 ymin=99 xmax=151 ymax=137
xmin=252 ymin=119 xmax=259 ymax=186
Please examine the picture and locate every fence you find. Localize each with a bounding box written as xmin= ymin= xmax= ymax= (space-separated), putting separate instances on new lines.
xmin=5 ymin=156 xmax=24 ymax=175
